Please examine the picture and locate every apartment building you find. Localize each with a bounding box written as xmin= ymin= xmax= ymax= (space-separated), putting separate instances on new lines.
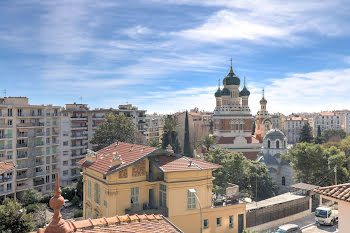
xmin=284 ymin=116 xmax=308 ymax=144
xmin=60 ymin=103 xmax=147 ymax=186
xmin=270 ymin=113 xmax=286 ymax=133
xmin=345 ymin=112 xmax=350 ymax=134
xmin=78 ymin=142 xmax=246 ymax=233
xmin=144 ymin=113 xmax=164 ymax=143
xmin=0 ymin=97 xmax=60 ymax=198
xmin=309 ymin=111 xmax=343 ymax=136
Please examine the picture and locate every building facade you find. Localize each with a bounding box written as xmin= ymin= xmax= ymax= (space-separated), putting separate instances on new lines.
xmin=60 ymin=103 xmax=147 ymax=186
xmin=78 ymin=142 xmax=246 ymax=233
xmin=0 ymin=97 xmax=60 ymax=198
xmin=213 ymin=66 xmax=261 ymax=160
xmin=284 ymin=116 xmax=308 ymax=145
xmin=257 ymin=129 xmax=293 ymax=194
xmin=271 ymin=113 xmax=286 ymax=133
xmin=309 ymin=112 xmax=343 ymax=136
xmin=144 ymin=113 xmax=164 ymax=144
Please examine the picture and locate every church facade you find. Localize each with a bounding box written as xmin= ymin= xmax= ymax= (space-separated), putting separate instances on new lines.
xmin=213 ymin=65 xmax=262 ymax=160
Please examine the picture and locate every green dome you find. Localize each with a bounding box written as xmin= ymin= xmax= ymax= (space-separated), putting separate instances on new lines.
xmin=223 ymin=66 xmax=240 ymax=86
xmin=221 ymin=88 xmax=230 ymax=96
xmin=239 ymin=86 xmax=250 ymax=96
xmin=215 ymin=88 xmax=222 ymax=97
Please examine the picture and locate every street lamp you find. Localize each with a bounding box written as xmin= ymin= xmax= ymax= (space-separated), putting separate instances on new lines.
xmin=188 ymin=189 xmax=202 ymax=233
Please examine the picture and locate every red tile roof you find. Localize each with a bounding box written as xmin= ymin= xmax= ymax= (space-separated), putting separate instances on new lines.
xmin=0 ymin=162 xmax=15 ymax=175
xmin=36 ymin=214 xmax=183 ymax=233
xmin=153 ymin=155 xmax=222 ymax=172
xmin=313 ymin=183 xmax=350 ymax=203
xmin=242 ymin=151 xmax=259 ymax=161
xmin=77 ymin=142 xmax=160 ymax=175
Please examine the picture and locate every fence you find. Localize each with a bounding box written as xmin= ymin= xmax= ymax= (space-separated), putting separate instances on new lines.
xmin=246 ymin=195 xmax=309 ymax=228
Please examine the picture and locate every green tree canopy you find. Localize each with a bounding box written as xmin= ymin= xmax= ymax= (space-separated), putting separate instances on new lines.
xmin=90 ymin=114 xmax=137 ymax=151
xmin=298 ymin=122 xmax=313 ymax=143
xmin=161 ymin=115 xmax=181 ymax=154
xmin=323 ymin=128 xmax=347 ymax=143
xmin=21 ymin=189 xmax=43 ymax=206
xmin=204 ymin=148 xmax=278 ymax=201
xmin=283 ymin=142 xmax=350 ymax=186
xmin=200 ymin=135 xmax=216 ymax=152
xmin=0 ymin=198 xmax=34 ymax=233
xmin=148 ymin=138 xmax=160 ymax=147
xmin=340 ymin=135 xmax=350 ymax=157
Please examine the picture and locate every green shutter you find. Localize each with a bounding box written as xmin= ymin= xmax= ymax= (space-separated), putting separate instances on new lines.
xmin=52 ymin=147 xmax=56 ymax=154
xmin=7 ymin=129 xmax=12 ymax=138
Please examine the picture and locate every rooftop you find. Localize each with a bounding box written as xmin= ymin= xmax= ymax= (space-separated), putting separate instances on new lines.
xmin=0 ymin=162 xmax=15 ymax=175
xmin=313 ymin=183 xmax=350 ymax=203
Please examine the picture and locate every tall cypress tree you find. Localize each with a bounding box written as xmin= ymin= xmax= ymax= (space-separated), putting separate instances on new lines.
xmin=183 ymin=111 xmax=192 ymax=157
xmin=299 ymin=122 xmax=313 ymax=143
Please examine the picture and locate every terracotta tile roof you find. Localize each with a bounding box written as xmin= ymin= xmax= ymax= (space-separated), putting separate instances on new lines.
xmin=242 ymin=152 xmax=259 ymax=161
xmin=0 ymin=162 xmax=15 ymax=174
xmin=36 ymin=214 xmax=183 ymax=233
xmin=287 ymin=117 xmax=307 ymax=121
xmin=313 ymin=183 xmax=350 ymax=202
xmin=77 ymin=142 xmax=160 ymax=175
xmin=320 ymin=111 xmax=335 ymax=116
xmin=153 ymin=155 xmax=222 ymax=172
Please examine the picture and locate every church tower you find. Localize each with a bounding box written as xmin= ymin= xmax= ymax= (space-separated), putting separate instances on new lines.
xmin=255 ymin=89 xmax=272 ymax=142
xmin=213 ymin=61 xmax=262 ymax=160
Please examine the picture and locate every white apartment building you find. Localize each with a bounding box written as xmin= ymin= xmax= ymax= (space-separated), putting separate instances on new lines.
xmin=271 ymin=113 xmax=286 ymax=133
xmin=60 ymin=103 xmax=147 ymax=185
xmin=144 ymin=114 xmax=164 ymax=143
xmin=345 ymin=112 xmax=350 ymax=133
xmin=284 ymin=116 xmax=308 ymax=144
xmin=0 ymin=97 xmax=60 ymax=200
xmin=310 ymin=112 xmax=342 ymax=136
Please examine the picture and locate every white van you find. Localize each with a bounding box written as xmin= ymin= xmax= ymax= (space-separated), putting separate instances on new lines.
xmin=315 ymin=206 xmax=338 ymax=226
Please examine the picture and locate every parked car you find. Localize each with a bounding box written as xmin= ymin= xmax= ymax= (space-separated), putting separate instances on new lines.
xmin=315 ymin=206 xmax=338 ymax=226
xmin=64 ymin=199 xmax=72 ymax=208
xmin=275 ymin=224 xmax=301 ymax=233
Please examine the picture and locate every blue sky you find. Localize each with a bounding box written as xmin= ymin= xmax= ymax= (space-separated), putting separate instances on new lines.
xmin=1 ymin=0 xmax=350 ymax=114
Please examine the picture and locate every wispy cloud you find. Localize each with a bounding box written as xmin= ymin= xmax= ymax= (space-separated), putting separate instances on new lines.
xmin=122 ymin=25 xmax=152 ymax=38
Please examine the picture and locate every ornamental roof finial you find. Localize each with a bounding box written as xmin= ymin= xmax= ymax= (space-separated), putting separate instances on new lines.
xmin=244 ymin=76 xmax=246 ymax=87
xmin=262 ymin=88 xmax=265 ymax=98
xmin=230 ymin=57 xmax=233 ymax=72
xmin=218 ymin=79 xmax=220 ymax=89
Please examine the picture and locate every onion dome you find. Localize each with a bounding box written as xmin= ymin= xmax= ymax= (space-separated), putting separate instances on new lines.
xmin=221 ymin=87 xmax=231 ymax=96
xmin=260 ymin=88 xmax=267 ymax=104
xmin=223 ymin=66 xmax=240 ymax=86
xmin=215 ymin=88 xmax=222 ymax=97
xmin=239 ymin=77 xmax=250 ymax=96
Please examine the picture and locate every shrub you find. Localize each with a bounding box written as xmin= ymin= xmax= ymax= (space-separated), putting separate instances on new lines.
xmin=71 ymin=196 xmax=80 ymax=207
xmin=73 ymin=209 xmax=83 ymax=218
xmin=61 ymin=186 xmax=76 ymax=201
xmin=21 ymin=189 xmax=42 ymax=206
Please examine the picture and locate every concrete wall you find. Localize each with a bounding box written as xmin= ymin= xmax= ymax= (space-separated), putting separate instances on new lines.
xmin=338 ymin=201 xmax=350 ymax=233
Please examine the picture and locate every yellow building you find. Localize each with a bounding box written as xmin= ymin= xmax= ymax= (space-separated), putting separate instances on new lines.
xmin=78 ymin=142 xmax=246 ymax=233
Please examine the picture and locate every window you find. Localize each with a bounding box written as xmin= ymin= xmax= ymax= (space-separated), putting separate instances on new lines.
xmin=131 ymin=187 xmax=139 ymax=208
xmin=159 ymin=184 xmax=167 ymax=208
xmin=94 ymin=183 xmax=100 ymax=204
xmin=267 ymin=140 xmax=271 ymax=148
xmin=276 ymin=140 xmax=280 ymax=149
xmin=282 ymin=176 xmax=286 ymax=186
xmin=63 ymin=161 xmax=68 ymax=166
xmin=63 ymin=170 xmax=68 ymax=176
xmin=187 ymin=190 xmax=196 ymax=209
xmin=203 ymin=219 xmax=209 ymax=229
xmin=216 ymin=217 xmax=222 ymax=227
xmin=63 ymin=141 xmax=68 ymax=146
xmin=88 ymin=180 xmax=91 ymax=199
xmin=229 ymin=215 xmax=233 ymax=228
xmin=7 ymin=183 xmax=12 ymax=191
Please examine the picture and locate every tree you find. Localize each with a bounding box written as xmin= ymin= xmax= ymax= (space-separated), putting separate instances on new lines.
xmin=76 ymin=176 xmax=83 ymax=200
xmin=204 ymin=148 xmax=278 ymax=200
xmin=183 ymin=111 xmax=192 ymax=157
xmin=21 ymin=189 xmax=43 ymax=206
xmin=298 ymin=122 xmax=313 ymax=143
xmin=161 ymin=115 xmax=181 ymax=154
xmin=148 ymin=138 xmax=160 ymax=147
xmin=0 ymin=198 xmax=34 ymax=233
xmin=314 ymin=125 xmax=325 ymax=144
xmin=340 ymin=135 xmax=350 ymax=157
xmin=323 ymin=128 xmax=347 ymax=143
xmin=61 ymin=186 xmax=76 ymax=201
xmin=283 ymin=143 xmax=350 ymax=186
xmin=90 ymin=114 xmax=137 ymax=151
xmin=200 ymin=135 xmax=216 ymax=152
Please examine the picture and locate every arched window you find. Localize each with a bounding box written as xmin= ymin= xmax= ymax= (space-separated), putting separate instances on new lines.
xmin=267 ymin=140 xmax=271 ymax=148
xmin=276 ymin=140 xmax=280 ymax=149
xmin=282 ymin=176 xmax=286 ymax=186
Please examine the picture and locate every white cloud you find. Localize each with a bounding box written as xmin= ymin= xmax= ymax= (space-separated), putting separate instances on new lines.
xmin=122 ymin=25 xmax=152 ymax=38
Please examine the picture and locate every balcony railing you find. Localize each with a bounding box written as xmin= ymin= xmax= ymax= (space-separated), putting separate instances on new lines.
xmin=0 ymin=134 xmax=8 ymax=139
xmin=35 ymin=132 xmax=45 ymax=136
xmin=16 ymin=174 xmax=27 ymax=180
xmin=17 ymin=133 xmax=28 ymax=138
xmin=17 ymin=164 xmax=28 ymax=169
xmin=0 ymin=176 xmax=13 ymax=183
xmin=0 ymin=124 xmax=12 ymax=128
xmin=92 ymin=115 xmax=105 ymax=118
xmin=52 ymin=131 xmax=59 ymax=136
xmin=16 ymin=144 xmax=28 ymax=148
xmin=33 ymin=179 xmax=45 ymax=186
xmin=52 ymin=158 xmax=58 ymax=163
xmin=125 ymin=207 xmax=168 ymax=217
xmin=34 ymin=141 xmax=44 ymax=146
xmin=0 ymin=145 xmax=12 ymax=150
xmin=17 ymin=113 xmax=44 ymax=117
xmin=35 ymin=171 xmax=46 ymax=176
xmin=35 ymin=161 xmax=45 ymax=166
xmin=17 ymin=153 xmax=28 ymax=159
xmin=17 ymin=122 xmax=45 ymax=127
xmin=33 ymin=151 xmax=44 ymax=156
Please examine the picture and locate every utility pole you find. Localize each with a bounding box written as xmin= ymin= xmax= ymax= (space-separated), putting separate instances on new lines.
xmin=334 ymin=165 xmax=337 ymax=185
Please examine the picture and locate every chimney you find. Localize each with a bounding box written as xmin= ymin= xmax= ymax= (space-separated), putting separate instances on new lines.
xmin=111 ymin=152 xmax=122 ymax=167
xmin=188 ymin=161 xmax=192 ymax=167
xmin=86 ymin=149 xmax=97 ymax=162
xmin=166 ymin=144 xmax=174 ymax=153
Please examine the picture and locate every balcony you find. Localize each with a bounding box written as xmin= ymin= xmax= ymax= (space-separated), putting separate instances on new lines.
xmin=33 ymin=179 xmax=45 ymax=186
xmin=17 ymin=153 xmax=28 ymax=159
xmin=0 ymin=145 xmax=12 ymax=150
xmin=16 ymin=174 xmax=28 ymax=180
xmin=71 ymin=115 xmax=88 ymax=121
xmin=125 ymin=207 xmax=168 ymax=217
xmin=0 ymin=124 xmax=12 ymax=128
xmin=34 ymin=141 xmax=45 ymax=147
xmin=17 ymin=122 xmax=44 ymax=128
xmin=17 ymin=164 xmax=28 ymax=169
xmin=33 ymin=151 xmax=44 ymax=157
xmin=92 ymin=115 xmax=105 ymax=118
xmin=16 ymin=184 xmax=28 ymax=191
xmin=0 ymin=189 xmax=12 ymax=195
xmin=35 ymin=170 xmax=46 ymax=176
xmin=17 ymin=113 xmax=44 ymax=118
xmin=52 ymin=158 xmax=58 ymax=163
xmin=17 ymin=133 xmax=28 ymax=138
xmin=71 ymin=153 xmax=85 ymax=158
xmin=35 ymin=161 xmax=45 ymax=166
xmin=71 ymin=144 xmax=86 ymax=149
xmin=16 ymin=143 xmax=28 ymax=149
xmin=35 ymin=132 xmax=45 ymax=137
xmin=71 ymin=134 xmax=88 ymax=140
xmin=71 ymin=125 xmax=87 ymax=130
xmin=51 ymin=141 xmax=60 ymax=145
xmin=52 ymin=131 xmax=59 ymax=136
xmin=0 ymin=134 xmax=8 ymax=139
xmin=0 ymin=113 xmax=10 ymax=117
xmin=0 ymin=176 xmax=13 ymax=183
